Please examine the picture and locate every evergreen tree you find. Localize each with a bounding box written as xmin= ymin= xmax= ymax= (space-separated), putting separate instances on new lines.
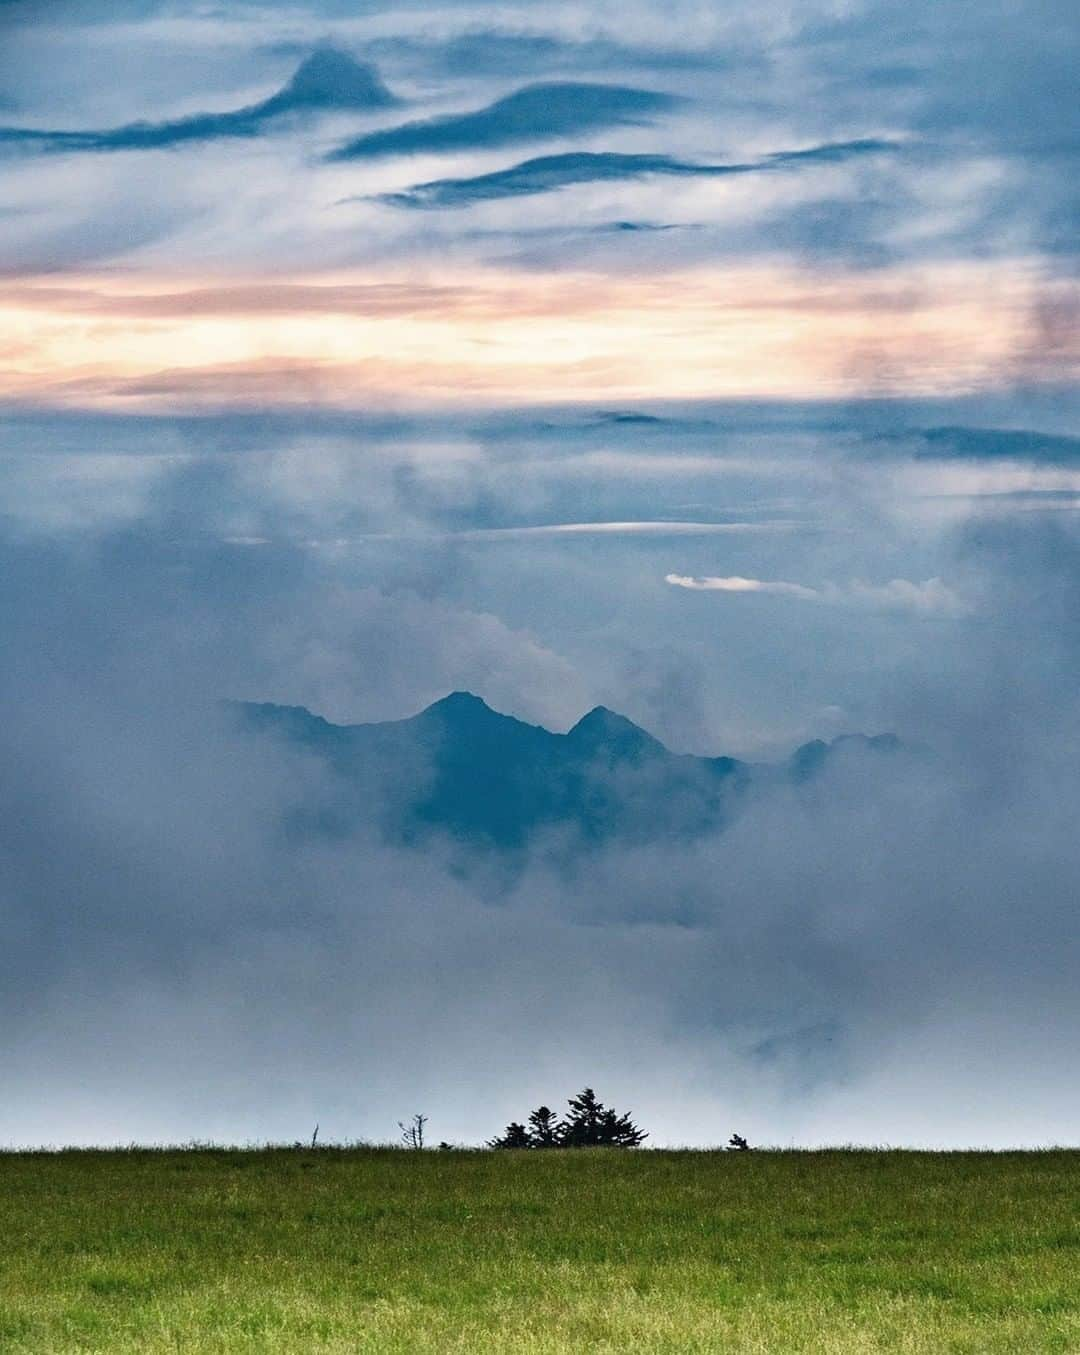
xmin=489 ymin=1089 xmax=648 ymax=1149
xmin=596 ymin=1105 xmax=648 ymax=1147
xmin=527 ymin=1105 xmax=561 ymax=1147
xmin=560 ymin=1087 xmax=605 ymax=1146
xmin=560 ymin=1088 xmax=647 ymax=1148
xmin=488 ymin=1120 xmax=530 ymax=1149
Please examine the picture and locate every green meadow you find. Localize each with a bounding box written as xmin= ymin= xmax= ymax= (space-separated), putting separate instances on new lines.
xmin=1 ymin=1147 xmax=1078 ymax=1353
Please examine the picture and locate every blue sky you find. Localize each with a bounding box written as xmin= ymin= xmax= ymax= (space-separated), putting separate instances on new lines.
xmin=0 ymin=0 xmax=1078 ymax=1146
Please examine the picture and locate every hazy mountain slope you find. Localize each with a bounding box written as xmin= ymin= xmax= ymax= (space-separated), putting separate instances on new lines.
xmin=230 ymin=693 xmax=899 ymax=851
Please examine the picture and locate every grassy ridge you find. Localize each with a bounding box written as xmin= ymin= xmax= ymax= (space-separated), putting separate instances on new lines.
xmin=1 ymin=1147 xmax=1078 ymax=1352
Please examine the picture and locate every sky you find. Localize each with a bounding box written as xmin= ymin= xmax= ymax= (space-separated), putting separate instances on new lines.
xmin=0 ymin=0 xmax=1078 ymax=1148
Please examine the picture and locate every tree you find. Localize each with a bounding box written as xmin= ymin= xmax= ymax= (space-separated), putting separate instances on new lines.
xmin=560 ymin=1087 xmax=604 ymax=1146
xmin=560 ymin=1088 xmax=648 ymax=1147
xmin=597 ymin=1105 xmax=648 ymax=1147
xmin=488 ymin=1089 xmax=648 ymax=1149
xmin=727 ymin=1133 xmax=751 ymax=1151
xmin=398 ymin=1113 xmax=428 ymax=1149
xmin=527 ymin=1105 xmax=561 ymax=1148
xmin=487 ymin=1121 xmax=530 ymax=1149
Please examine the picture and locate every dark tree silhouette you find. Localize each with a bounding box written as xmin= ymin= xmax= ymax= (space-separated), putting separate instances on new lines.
xmin=488 ymin=1121 xmax=531 ymax=1149
xmin=727 ymin=1133 xmax=751 ymax=1151
xmin=527 ymin=1105 xmax=561 ymax=1147
xmin=398 ymin=1113 xmax=428 ymax=1149
xmin=560 ymin=1087 xmax=605 ymax=1146
xmin=560 ymin=1088 xmax=647 ymax=1147
xmin=597 ymin=1105 xmax=647 ymax=1147
xmin=489 ymin=1089 xmax=648 ymax=1148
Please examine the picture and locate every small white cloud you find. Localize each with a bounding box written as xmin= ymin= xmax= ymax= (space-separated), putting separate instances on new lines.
xmin=665 ymin=573 xmax=818 ymax=598
xmin=665 ymin=573 xmax=968 ymax=615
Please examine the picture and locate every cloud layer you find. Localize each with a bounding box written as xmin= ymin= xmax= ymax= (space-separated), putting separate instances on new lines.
xmin=2 ymin=460 xmax=1079 ymax=1147
xmin=377 ymin=140 xmax=897 ymax=208
xmin=0 ymin=49 xmax=395 ymax=153
xmin=329 ymin=81 xmax=679 ymax=162
xmin=4 ymin=263 xmax=1067 ymax=408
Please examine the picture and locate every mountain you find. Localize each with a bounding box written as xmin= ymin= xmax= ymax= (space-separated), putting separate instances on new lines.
xmin=230 ymin=693 xmax=899 ymax=851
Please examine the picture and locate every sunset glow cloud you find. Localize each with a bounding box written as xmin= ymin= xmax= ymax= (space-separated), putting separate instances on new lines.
xmin=2 ymin=262 xmax=1072 ymax=409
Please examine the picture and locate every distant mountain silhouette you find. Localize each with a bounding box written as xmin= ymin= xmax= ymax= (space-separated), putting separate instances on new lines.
xmin=230 ymin=693 xmax=900 ymax=851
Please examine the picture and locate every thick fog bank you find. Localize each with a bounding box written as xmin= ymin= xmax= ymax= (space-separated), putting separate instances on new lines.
xmin=1 ymin=411 xmax=1079 ymax=1147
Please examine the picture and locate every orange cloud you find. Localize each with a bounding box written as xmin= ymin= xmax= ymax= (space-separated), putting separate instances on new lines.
xmin=0 ymin=262 xmax=1073 ymax=409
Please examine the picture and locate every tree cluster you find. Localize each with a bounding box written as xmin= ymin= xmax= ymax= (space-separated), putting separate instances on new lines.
xmin=489 ymin=1088 xmax=647 ymax=1149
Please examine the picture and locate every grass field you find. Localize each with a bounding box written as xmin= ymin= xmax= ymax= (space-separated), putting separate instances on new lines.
xmin=1 ymin=1147 xmax=1078 ymax=1353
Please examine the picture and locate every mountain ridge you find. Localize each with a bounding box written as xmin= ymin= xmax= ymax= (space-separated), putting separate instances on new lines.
xmin=230 ymin=692 xmax=901 ymax=850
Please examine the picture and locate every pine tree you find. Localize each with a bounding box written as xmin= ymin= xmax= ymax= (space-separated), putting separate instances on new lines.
xmin=488 ymin=1121 xmax=530 ymax=1149
xmin=527 ymin=1105 xmax=561 ymax=1147
xmin=596 ymin=1105 xmax=648 ymax=1147
xmin=489 ymin=1090 xmax=648 ymax=1149
xmin=560 ymin=1087 xmax=605 ymax=1146
xmin=560 ymin=1088 xmax=647 ymax=1148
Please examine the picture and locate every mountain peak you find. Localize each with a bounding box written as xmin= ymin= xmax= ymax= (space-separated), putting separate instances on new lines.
xmin=566 ymin=705 xmax=666 ymax=759
xmin=570 ymin=704 xmax=628 ymax=730
xmin=422 ymin=691 xmax=497 ymax=718
xmin=790 ymin=732 xmax=902 ymax=782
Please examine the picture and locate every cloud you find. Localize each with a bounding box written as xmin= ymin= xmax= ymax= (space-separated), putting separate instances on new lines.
xmin=666 ymin=573 xmax=819 ymax=599
xmin=2 ymin=0 xmax=1075 ymax=275
xmin=369 ymin=27 xmax=721 ymax=80
xmin=327 ymin=81 xmax=680 ymax=162
xmin=911 ymin=426 xmax=1080 ymax=465
xmin=2 ymin=505 xmax=1080 ymax=1146
xmin=452 ymin=520 xmax=795 ymax=540
xmin=0 ymin=401 xmax=1079 ymax=1144
xmin=766 ymin=139 xmax=900 ymax=168
xmin=666 ymin=573 xmax=967 ymax=615
xmin=378 ymin=140 xmax=900 ymax=208
xmin=843 ymin=577 xmax=968 ymax=614
xmin=0 ymin=49 xmax=395 ymax=154
xmin=1 ymin=259 xmax=1060 ymax=407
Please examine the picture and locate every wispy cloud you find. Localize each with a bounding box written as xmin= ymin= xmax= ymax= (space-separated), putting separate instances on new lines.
xmin=0 ymin=262 xmax=1062 ymax=409
xmin=377 ymin=140 xmax=900 ymax=209
xmin=0 ymin=49 xmax=395 ymax=154
xmin=910 ymin=426 xmax=1080 ymax=465
xmin=454 ymin=520 xmax=797 ymax=539
xmin=665 ymin=574 xmax=819 ymax=599
xmin=364 ymin=28 xmax=723 ymax=80
xmin=327 ymin=81 xmax=680 ymax=162
xmin=264 ymin=521 xmax=802 ymax=548
xmin=666 ymin=574 xmax=967 ymax=615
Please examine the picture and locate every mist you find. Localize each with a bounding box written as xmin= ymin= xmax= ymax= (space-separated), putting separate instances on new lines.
xmin=2 ymin=408 xmax=1078 ymax=1149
